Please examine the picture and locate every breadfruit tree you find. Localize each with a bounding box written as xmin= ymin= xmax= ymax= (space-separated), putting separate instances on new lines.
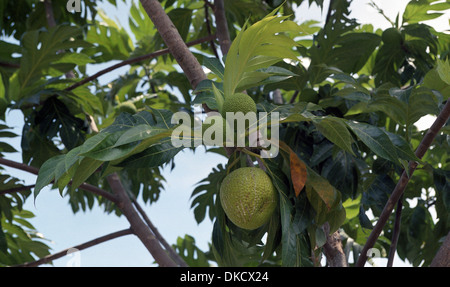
xmin=0 ymin=0 xmax=449 ymax=267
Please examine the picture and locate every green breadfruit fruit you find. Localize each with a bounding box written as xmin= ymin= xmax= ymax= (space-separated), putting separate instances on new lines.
xmin=220 ymin=167 xmax=277 ymax=230
xmin=221 ymin=93 xmax=257 ymax=117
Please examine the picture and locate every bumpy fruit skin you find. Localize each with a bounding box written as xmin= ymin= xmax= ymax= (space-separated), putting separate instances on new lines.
xmin=220 ymin=167 xmax=277 ymax=230
xmin=221 ymin=93 xmax=257 ymax=118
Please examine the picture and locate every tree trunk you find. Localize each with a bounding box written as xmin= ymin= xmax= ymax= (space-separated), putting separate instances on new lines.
xmin=322 ymin=223 xmax=347 ymax=267
xmin=139 ymin=0 xmax=207 ymax=89
xmin=107 ymin=173 xmax=178 ymax=267
xmin=430 ymin=231 xmax=450 ymax=267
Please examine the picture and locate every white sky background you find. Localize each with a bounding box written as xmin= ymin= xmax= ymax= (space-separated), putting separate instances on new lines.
xmin=1 ymin=0 xmax=449 ymax=267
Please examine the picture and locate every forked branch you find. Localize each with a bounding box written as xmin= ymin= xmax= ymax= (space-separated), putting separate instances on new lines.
xmin=14 ymin=228 xmax=133 ymax=267
xmin=356 ymin=100 xmax=450 ymax=267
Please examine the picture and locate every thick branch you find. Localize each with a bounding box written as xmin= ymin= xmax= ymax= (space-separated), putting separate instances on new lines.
xmin=322 ymin=223 xmax=348 ymax=267
xmin=356 ymin=100 xmax=450 ymax=267
xmin=213 ymin=0 xmax=231 ymax=56
xmin=430 ymin=231 xmax=450 ymax=267
xmin=106 ymin=173 xmax=177 ymax=267
xmin=140 ymin=0 xmax=207 ymax=89
xmin=132 ymin=199 xmax=188 ymax=267
xmin=0 ymin=157 xmax=179 ymax=266
xmin=14 ymin=228 xmax=133 ymax=267
xmin=44 ymin=0 xmax=57 ymax=28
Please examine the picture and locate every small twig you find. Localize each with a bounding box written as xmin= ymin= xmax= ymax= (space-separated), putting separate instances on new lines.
xmin=65 ymin=34 xmax=216 ymax=92
xmin=204 ymin=0 xmax=220 ymax=59
xmin=13 ymin=228 xmax=133 ymax=267
xmin=289 ymin=91 xmax=299 ymax=104
xmin=387 ymin=194 xmax=403 ymax=267
xmin=0 ymin=185 xmax=35 ymax=197
xmin=0 ymin=61 xmax=20 ymax=69
xmin=356 ymin=100 xmax=450 ymax=267
xmin=324 ymin=0 xmax=335 ymax=26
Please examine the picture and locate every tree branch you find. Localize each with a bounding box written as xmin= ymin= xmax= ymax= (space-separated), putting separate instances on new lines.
xmin=356 ymin=99 xmax=450 ymax=267
xmin=322 ymin=223 xmax=348 ymax=267
xmin=44 ymin=0 xmax=57 ymax=28
xmin=289 ymin=90 xmax=299 ymax=104
xmin=132 ymin=199 xmax=188 ymax=267
xmin=0 ymin=157 xmax=180 ymax=266
xmin=140 ymin=0 xmax=207 ymax=90
xmin=44 ymin=0 xmax=76 ymax=80
xmin=0 ymin=157 xmax=117 ymax=203
xmin=0 ymin=61 xmax=20 ymax=69
xmin=14 ymin=228 xmax=133 ymax=267
xmin=0 ymin=184 xmax=34 ymax=197
xmin=106 ymin=173 xmax=177 ymax=266
xmin=324 ymin=0 xmax=335 ymax=26
xmin=387 ymin=194 xmax=403 ymax=267
xmin=213 ymin=0 xmax=231 ymax=56
xmin=430 ymin=231 xmax=450 ymax=267
xmin=65 ymin=34 xmax=215 ymax=92
xmin=204 ymin=0 xmax=220 ymax=59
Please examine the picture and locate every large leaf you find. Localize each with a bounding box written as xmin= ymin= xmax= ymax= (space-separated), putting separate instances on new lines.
xmin=313 ymin=116 xmax=355 ymax=156
xmin=0 ymin=209 xmax=51 ymax=266
xmin=223 ymin=11 xmax=300 ymax=97
xmin=279 ymin=195 xmax=297 ymax=266
xmin=305 ymin=167 xmax=339 ymax=210
xmin=384 ymin=131 xmax=419 ymax=162
xmin=345 ymin=120 xmax=400 ymax=165
xmin=84 ymin=15 xmax=133 ymax=63
xmin=290 ymin=150 xmax=307 ymax=197
xmin=190 ymin=164 xmax=227 ymax=224
xmin=361 ymin=174 xmax=396 ymax=214
xmin=34 ymin=97 xmax=86 ymax=150
xmin=115 ymin=141 xmax=182 ymax=169
xmin=34 ymin=155 xmax=66 ymax=198
xmin=330 ymin=32 xmax=381 ymax=74
xmin=203 ymin=57 xmax=225 ymax=80
xmin=372 ymin=43 xmax=405 ymax=86
xmin=172 ymin=235 xmax=209 ymax=267
xmin=321 ymin=150 xmax=359 ymax=199
xmin=403 ymin=0 xmax=450 ymax=24
xmin=18 ymin=25 xmax=91 ymax=99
